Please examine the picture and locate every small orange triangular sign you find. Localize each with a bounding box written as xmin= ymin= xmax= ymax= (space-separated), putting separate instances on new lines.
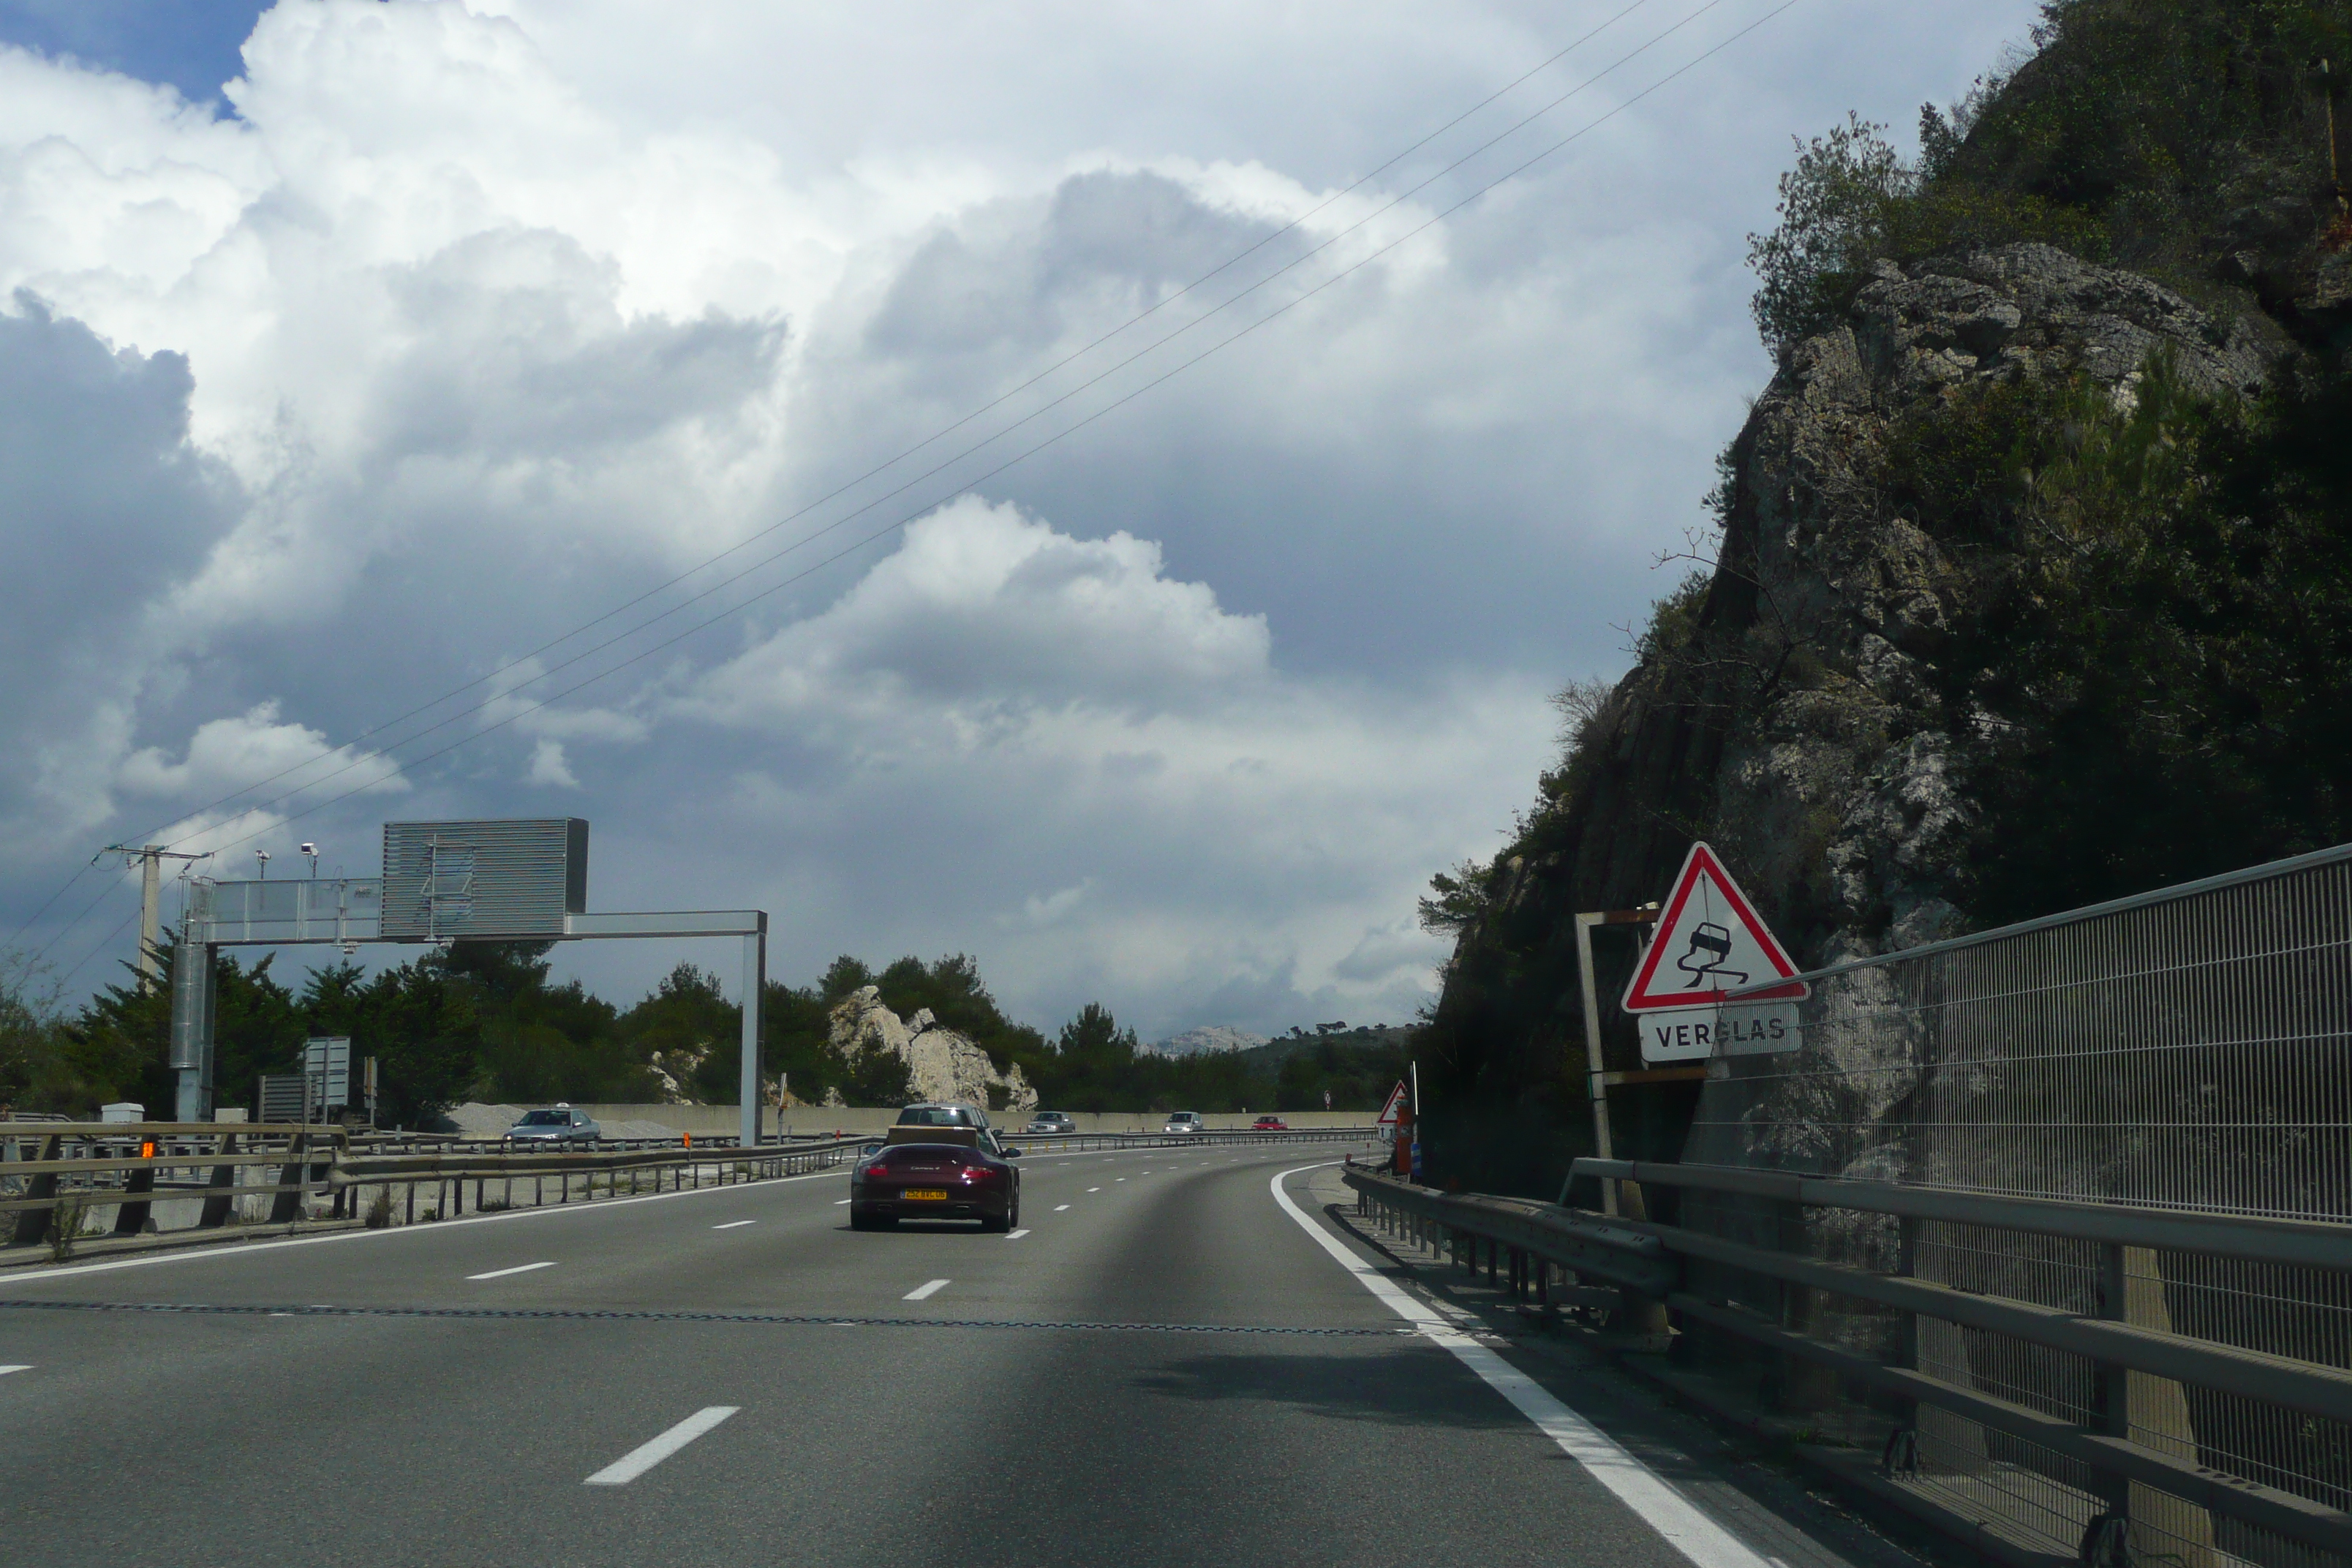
xmin=1621 ymin=842 xmax=1808 ymax=1012
xmin=1376 ymin=1082 xmax=1409 ymax=1125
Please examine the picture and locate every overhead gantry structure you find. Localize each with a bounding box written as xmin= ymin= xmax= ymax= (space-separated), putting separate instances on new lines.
xmin=170 ymin=818 xmax=769 ymax=1147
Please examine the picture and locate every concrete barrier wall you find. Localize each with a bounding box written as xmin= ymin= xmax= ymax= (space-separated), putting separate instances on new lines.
xmin=556 ymin=1104 xmax=1379 ymax=1137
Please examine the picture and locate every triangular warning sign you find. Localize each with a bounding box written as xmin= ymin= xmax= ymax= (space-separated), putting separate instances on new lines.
xmin=1620 ymin=842 xmax=1809 ymax=1012
xmin=1376 ymin=1082 xmax=1409 ymax=1125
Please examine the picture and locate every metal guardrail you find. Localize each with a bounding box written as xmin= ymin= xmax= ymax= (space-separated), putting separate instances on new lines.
xmin=331 ymin=1137 xmax=873 ymax=1225
xmin=1341 ymin=1162 xmax=1672 ymax=1294
xmin=1344 ymin=1162 xmax=2352 ymax=1564
xmin=0 ymin=1122 xmax=870 ymax=1248
xmin=0 ymin=1122 xmax=352 ymax=1245
xmin=1 ymin=1121 xmax=1379 ymax=1250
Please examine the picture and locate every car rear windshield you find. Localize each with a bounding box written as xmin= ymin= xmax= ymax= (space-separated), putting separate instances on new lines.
xmin=896 ymin=1107 xmax=968 ymax=1126
xmin=878 ymin=1147 xmax=984 ymax=1169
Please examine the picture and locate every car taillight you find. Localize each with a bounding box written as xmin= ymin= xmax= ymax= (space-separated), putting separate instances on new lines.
xmin=960 ymin=1164 xmax=999 ymax=1184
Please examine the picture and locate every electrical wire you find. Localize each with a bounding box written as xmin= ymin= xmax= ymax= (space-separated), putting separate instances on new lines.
xmin=55 ymin=902 xmax=139 ymax=993
xmin=27 ymin=869 xmax=127 ymax=970
xmin=155 ymin=0 xmax=1803 ymax=871
xmin=29 ymin=0 xmax=1801 ymax=977
xmin=94 ymin=0 xmax=1665 ymax=850
xmin=113 ymin=0 xmax=1755 ymax=848
xmin=2 ymin=864 xmax=92 ymax=955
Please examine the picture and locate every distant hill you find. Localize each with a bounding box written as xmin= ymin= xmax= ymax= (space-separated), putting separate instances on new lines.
xmin=1145 ymin=1025 xmax=1267 ymax=1057
xmin=1237 ymin=1024 xmax=1415 ymax=1073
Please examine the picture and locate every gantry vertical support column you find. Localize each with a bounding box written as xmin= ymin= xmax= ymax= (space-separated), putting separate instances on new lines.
xmin=739 ymin=915 xmax=768 ymax=1150
xmin=169 ymin=932 xmax=217 ymax=1122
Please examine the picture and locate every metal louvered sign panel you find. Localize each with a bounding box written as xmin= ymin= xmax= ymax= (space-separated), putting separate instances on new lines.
xmin=380 ymin=819 xmax=588 ymax=938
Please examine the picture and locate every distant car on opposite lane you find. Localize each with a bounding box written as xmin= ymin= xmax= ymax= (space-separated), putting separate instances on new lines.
xmin=1252 ymin=1115 xmax=1287 ymax=1131
xmin=505 ymin=1105 xmax=600 ymax=1144
xmin=1025 ymin=1112 xmax=1076 ymax=1134
xmin=1163 ymin=1111 xmax=1204 ymax=1134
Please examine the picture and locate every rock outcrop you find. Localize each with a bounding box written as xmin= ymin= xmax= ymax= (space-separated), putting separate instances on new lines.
xmin=1699 ymin=244 xmax=2272 ymax=963
xmin=1422 ymin=244 xmax=2283 ymax=1172
xmin=827 ymin=987 xmax=1039 ymax=1112
xmin=1148 ymin=1025 xmax=1267 ymax=1057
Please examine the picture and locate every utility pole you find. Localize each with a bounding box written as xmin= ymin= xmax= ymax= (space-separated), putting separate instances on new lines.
xmin=98 ymin=845 xmax=207 ymax=994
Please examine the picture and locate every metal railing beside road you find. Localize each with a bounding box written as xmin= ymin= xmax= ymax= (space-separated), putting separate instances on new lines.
xmin=1345 ymin=1161 xmax=2352 ymax=1568
xmin=1 ymin=1120 xmax=1379 ymax=1256
xmin=0 ymin=1122 xmax=870 ymax=1251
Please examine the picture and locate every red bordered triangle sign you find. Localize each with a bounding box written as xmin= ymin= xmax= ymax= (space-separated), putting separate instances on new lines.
xmin=1376 ymin=1082 xmax=1409 ymax=1125
xmin=1621 ymin=842 xmax=1809 ymax=1012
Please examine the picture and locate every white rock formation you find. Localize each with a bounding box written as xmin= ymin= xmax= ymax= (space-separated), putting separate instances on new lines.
xmin=827 ymin=987 xmax=1039 ymax=1113
xmin=1147 ymin=1025 xmax=1267 ymax=1057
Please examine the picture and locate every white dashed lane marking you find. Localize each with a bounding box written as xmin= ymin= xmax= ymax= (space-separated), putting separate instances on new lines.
xmin=584 ymin=1406 xmax=739 ymax=1486
xmin=1087 ymin=1187 xmax=1101 ymax=1193
xmin=0 ymin=1365 xmax=30 ymax=1376
xmin=467 ymin=1262 xmax=557 ymax=1281
xmin=1006 ymin=1229 xmax=1030 ymax=1240
xmin=1054 ymin=1205 xmax=1070 ymax=1211
xmin=904 ymin=1278 xmax=951 ymax=1302
xmin=712 ymin=1221 xmax=757 ymax=1230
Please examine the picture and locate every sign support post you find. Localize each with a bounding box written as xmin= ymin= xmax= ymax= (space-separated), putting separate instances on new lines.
xmin=1573 ymin=907 xmax=1657 ymax=1218
xmin=738 ymin=920 xmax=767 ymax=1151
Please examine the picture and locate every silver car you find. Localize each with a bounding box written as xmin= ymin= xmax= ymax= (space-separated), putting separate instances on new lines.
xmin=505 ymin=1105 xmax=600 ymax=1145
xmin=1025 ymin=1112 xmax=1077 ymax=1134
xmin=1163 ymin=1111 xmax=1204 ymax=1134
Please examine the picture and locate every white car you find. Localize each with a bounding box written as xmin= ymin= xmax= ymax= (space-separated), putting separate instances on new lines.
xmin=1163 ymin=1112 xmax=1204 ymax=1134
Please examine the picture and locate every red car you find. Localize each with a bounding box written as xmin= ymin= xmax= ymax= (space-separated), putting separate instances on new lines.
xmin=1252 ymin=1115 xmax=1287 ymax=1131
xmin=851 ymin=1134 xmax=1022 ymax=1232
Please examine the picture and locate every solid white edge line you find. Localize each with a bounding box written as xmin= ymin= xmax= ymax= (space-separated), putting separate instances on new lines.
xmin=583 ymin=1405 xmax=739 ymax=1486
xmin=0 ymin=1165 xmax=851 ymax=1286
xmin=1269 ymin=1163 xmax=1773 ymax=1568
xmin=466 ymin=1261 xmax=557 ymax=1281
xmin=903 ymin=1278 xmax=950 ymax=1300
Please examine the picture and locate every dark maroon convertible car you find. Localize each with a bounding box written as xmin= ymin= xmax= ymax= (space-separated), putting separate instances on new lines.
xmin=850 ymin=1131 xmax=1022 ymax=1232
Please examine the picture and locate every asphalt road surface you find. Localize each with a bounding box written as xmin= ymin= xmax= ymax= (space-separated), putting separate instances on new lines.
xmin=0 ymin=1142 xmax=1931 ymax=1568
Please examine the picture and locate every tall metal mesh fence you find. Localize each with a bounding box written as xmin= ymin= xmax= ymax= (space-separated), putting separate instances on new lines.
xmin=1673 ymin=847 xmax=2352 ymax=1568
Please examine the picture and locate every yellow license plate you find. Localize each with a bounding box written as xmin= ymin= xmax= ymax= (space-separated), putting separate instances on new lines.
xmin=900 ymin=1188 xmax=949 ymax=1201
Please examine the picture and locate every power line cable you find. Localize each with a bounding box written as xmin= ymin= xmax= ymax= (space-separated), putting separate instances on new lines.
xmin=3 ymin=865 xmax=93 ymax=955
xmin=120 ymin=0 xmax=1752 ymax=845
xmin=27 ymin=868 xmax=126 ymax=970
xmin=56 ymin=902 xmax=138 ymax=992
xmin=158 ymin=0 xmax=1801 ymax=870
xmin=94 ymin=0 xmax=1662 ymax=850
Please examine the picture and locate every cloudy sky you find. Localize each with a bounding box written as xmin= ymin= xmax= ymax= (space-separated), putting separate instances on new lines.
xmin=0 ymin=0 xmax=2040 ymax=1040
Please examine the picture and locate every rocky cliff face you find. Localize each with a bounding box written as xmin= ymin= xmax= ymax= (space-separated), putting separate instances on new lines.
xmin=1685 ymin=243 xmax=2272 ymax=961
xmin=1421 ymin=244 xmax=2281 ymax=1169
xmin=827 ymin=986 xmax=1039 ymax=1112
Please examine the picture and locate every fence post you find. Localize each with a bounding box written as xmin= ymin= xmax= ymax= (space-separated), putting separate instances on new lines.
xmin=2096 ymin=1241 xmax=2217 ymax=1566
xmin=266 ymin=1132 xmax=308 ymax=1224
xmin=112 ymin=1138 xmax=159 ymax=1236
xmin=195 ymin=1131 xmax=241 ymax=1229
xmin=8 ymin=1133 xmax=64 ymax=1247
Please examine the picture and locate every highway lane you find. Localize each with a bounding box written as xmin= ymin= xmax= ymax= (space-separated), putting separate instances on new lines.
xmin=0 ymin=1142 xmax=1930 ymax=1568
